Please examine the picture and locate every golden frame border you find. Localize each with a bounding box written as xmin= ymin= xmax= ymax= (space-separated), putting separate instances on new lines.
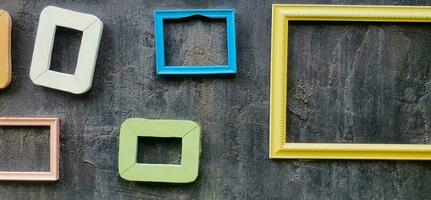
xmin=0 ymin=10 xmax=12 ymax=89
xmin=270 ymin=4 xmax=431 ymax=160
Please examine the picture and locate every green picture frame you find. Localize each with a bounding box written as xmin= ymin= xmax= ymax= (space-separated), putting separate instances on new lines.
xmin=118 ymin=118 xmax=201 ymax=183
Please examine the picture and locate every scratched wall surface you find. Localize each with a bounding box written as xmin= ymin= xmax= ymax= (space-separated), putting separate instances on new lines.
xmin=0 ymin=0 xmax=430 ymax=199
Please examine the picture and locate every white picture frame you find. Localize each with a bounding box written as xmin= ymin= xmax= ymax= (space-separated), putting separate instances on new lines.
xmin=30 ymin=6 xmax=103 ymax=94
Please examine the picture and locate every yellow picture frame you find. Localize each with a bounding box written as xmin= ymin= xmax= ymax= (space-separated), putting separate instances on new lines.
xmin=270 ymin=4 xmax=431 ymax=160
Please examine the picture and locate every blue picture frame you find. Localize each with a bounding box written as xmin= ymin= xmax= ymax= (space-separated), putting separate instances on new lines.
xmin=154 ymin=9 xmax=237 ymax=75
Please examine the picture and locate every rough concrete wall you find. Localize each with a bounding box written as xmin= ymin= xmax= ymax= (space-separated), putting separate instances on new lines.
xmin=0 ymin=0 xmax=430 ymax=199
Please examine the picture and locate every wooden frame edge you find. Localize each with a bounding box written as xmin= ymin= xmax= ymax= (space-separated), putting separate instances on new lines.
xmin=30 ymin=6 xmax=102 ymax=94
xmin=0 ymin=10 xmax=12 ymax=89
xmin=118 ymin=119 xmax=200 ymax=183
xmin=0 ymin=118 xmax=60 ymax=181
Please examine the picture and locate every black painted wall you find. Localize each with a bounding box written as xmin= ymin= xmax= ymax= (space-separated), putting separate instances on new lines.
xmin=0 ymin=0 xmax=430 ymax=199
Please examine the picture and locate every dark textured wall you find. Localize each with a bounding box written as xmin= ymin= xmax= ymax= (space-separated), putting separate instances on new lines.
xmin=0 ymin=0 xmax=430 ymax=199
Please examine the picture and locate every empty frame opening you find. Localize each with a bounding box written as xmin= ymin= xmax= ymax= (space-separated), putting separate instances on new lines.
xmin=287 ymin=21 xmax=431 ymax=144
xmin=163 ymin=15 xmax=228 ymax=66
xmin=137 ymin=137 xmax=182 ymax=164
xmin=50 ymin=26 xmax=83 ymax=74
xmin=0 ymin=126 xmax=50 ymax=172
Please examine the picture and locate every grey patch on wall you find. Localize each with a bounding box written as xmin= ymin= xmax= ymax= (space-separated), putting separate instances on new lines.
xmin=137 ymin=137 xmax=182 ymax=164
xmin=0 ymin=127 xmax=50 ymax=172
xmin=50 ymin=26 xmax=83 ymax=74
xmin=0 ymin=0 xmax=429 ymax=200
xmin=164 ymin=15 xmax=228 ymax=66
xmin=287 ymin=21 xmax=431 ymax=144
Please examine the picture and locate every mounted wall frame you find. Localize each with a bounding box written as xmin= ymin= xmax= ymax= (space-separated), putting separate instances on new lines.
xmin=270 ymin=4 xmax=431 ymax=160
xmin=0 ymin=10 xmax=12 ymax=89
xmin=154 ymin=9 xmax=237 ymax=75
xmin=30 ymin=6 xmax=103 ymax=94
xmin=118 ymin=118 xmax=201 ymax=183
xmin=0 ymin=118 xmax=60 ymax=181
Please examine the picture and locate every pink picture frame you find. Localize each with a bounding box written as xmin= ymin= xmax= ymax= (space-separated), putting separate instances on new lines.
xmin=0 ymin=118 xmax=60 ymax=181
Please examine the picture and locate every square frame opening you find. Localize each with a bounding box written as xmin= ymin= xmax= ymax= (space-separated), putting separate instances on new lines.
xmin=137 ymin=136 xmax=182 ymax=165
